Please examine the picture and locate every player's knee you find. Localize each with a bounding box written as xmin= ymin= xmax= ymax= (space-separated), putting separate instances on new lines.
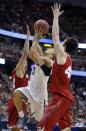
xmin=13 ymin=90 xmax=22 ymax=99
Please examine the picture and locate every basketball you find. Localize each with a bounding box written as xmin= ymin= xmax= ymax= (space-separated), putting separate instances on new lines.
xmin=34 ymin=19 xmax=49 ymax=34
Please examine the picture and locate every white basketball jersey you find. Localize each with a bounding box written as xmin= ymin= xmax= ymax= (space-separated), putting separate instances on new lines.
xmin=29 ymin=65 xmax=50 ymax=104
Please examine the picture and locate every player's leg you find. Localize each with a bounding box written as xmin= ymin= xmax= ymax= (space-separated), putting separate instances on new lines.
xmin=7 ymin=98 xmax=20 ymax=131
xmin=60 ymin=108 xmax=73 ymax=131
xmin=30 ymin=99 xmax=46 ymax=131
xmin=31 ymin=100 xmax=44 ymax=121
xmin=13 ymin=86 xmax=31 ymax=117
xmin=13 ymin=87 xmax=32 ymax=128
xmin=39 ymin=95 xmax=73 ymax=131
xmin=39 ymin=96 xmax=61 ymax=130
xmin=13 ymin=90 xmax=26 ymax=118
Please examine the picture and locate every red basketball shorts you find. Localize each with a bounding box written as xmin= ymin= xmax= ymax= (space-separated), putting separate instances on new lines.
xmin=39 ymin=95 xmax=73 ymax=131
xmin=7 ymin=98 xmax=27 ymax=127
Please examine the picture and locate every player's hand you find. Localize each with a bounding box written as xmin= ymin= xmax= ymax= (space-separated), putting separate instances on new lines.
xmin=27 ymin=25 xmax=30 ymax=36
xmin=51 ymin=3 xmax=64 ymax=17
xmin=35 ymin=26 xmax=45 ymax=39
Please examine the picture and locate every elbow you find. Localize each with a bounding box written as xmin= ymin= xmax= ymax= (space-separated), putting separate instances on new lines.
xmin=28 ymin=49 xmax=35 ymax=59
xmin=25 ymin=52 xmax=28 ymax=57
xmin=22 ymin=51 xmax=28 ymax=58
xmin=30 ymin=48 xmax=36 ymax=55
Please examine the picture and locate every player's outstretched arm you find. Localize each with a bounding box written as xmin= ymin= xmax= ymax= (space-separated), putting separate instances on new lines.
xmin=52 ymin=3 xmax=67 ymax=64
xmin=29 ymin=25 xmax=52 ymax=67
xmin=16 ymin=25 xmax=30 ymax=70
xmin=22 ymin=25 xmax=30 ymax=57
xmin=29 ymin=27 xmax=44 ymax=61
xmin=15 ymin=26 xmax=30 ymax=78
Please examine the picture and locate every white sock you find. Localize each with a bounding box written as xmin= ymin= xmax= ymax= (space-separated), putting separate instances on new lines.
xmin=18 ymin=111 xmax=24 ymax=118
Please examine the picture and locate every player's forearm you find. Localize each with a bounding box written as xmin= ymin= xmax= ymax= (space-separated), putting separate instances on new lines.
xmin=29 ymin=47 xmax=44 ymax=66
xmin=36 ymin=56 xmax=52 ymax=67
xmin=52 ymin=14 xmax=59 ymax=35
xmin=16 ymin=35 xmax=29 ymax=69
xmin=32 ymin=34 xmax=40 ymax=48
xmin=52 ymin=14 xmax=60 ymax=46
xmin=23 ymin=35 xmax=29 ymax=56
xmin=41 ymin=56 xmax=52 ymax=67
xmin=36 ymin=56 xmax=44 ymax=66
xmin=16 ymin=68 xmax=24 ymax=78
xmin=52 ymin=13 xmax=65 ymax=56
xmin=31 ymin=34 xmax=43 ymax=56
xmin=31 ymin=35 xmax=39 ymax=54
xmin=15 ymin=55 xmax=27 ymax=71
xmin=29 ymin=51 xmax=51 ymax=67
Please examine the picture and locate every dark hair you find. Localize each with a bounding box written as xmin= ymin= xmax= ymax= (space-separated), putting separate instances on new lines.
xmin=64 ymin=38 xmax=78 ymax=55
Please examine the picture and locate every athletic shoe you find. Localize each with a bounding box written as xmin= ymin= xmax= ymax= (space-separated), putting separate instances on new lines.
xmin=17 ymin=116 xmax=29 ymax=129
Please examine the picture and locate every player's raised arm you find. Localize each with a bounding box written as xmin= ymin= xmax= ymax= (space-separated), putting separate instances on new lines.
xmin=29 ymin=19 xmax=50 ymax=60
xmin=29 ymin=25 xmax=53 ymax=67
xmin=29 ymin=35 xmax=46 ymax=66
xmin=22 ymin=25 xmax=30 ymax=57
xmin=30 ymin=26 xmax=44 ymax=56
xmin=29 ymin=25 xmax=44 ymax=62
xmin=31 ymin=48 xmax=53 ymax=68
xmin=16 ymin=25 xmax=30 ymax=70
xmin=52 ymin=3 xmax=67 ymax=64
xmin=15 ymin=25 xmax=30 ymax=78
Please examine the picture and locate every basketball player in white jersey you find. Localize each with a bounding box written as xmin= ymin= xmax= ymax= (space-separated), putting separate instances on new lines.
xmin=13 ymin=26 xmax=55 ymax=130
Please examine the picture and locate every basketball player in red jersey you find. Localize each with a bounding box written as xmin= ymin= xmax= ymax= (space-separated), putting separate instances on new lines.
xmin=39 ymin=4 xmax=78 ymax=131
xmin=8 ymin=25 xmax=30 ymax=131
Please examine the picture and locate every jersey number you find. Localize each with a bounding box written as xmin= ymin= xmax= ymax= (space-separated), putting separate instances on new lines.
xmin=65 ymin=66 xmax=72 ymax=78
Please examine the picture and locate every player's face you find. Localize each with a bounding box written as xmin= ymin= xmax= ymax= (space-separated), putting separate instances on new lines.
xmin=44 ymin=48 xmax=55 ymax=59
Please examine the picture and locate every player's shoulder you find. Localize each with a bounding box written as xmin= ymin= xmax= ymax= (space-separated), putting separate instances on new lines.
xmin=12 ymin=69 xmax=16 ymax=77
xmin=67 ymin=54 xmax=72 ymax=62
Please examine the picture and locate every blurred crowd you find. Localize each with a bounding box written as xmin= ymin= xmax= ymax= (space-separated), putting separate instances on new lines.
xmin=71 ymin=77 xmax=86 ymax=126
xmin=0 ymin=73 xmax=12 ymax=121
xmin=0 ymin=0 xmax=50 ymax=35
xmin=72 ymin=52 xmax=86 ymax=71
xmin=0 ymin=0 xmax=86 ymax=41
xmin=0 ymin=36 xmax=22 ymax=62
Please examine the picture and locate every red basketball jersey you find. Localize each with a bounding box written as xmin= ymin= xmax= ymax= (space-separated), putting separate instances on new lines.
xmin=49 ymin=55 xmax=74 ymax=101
xmin=12 ymin=70 xmax=29 ymax=91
